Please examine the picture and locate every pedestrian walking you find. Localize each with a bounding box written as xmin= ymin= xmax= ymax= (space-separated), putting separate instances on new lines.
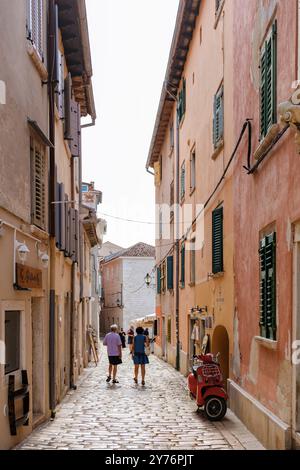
xmin=127 ymin=325 xmax=134 ymax=353
xmin=132 ymin=326 xmax=150 ymax=386
xmin=119 ymin=328 xmax=126 ymax=348
xmin=144 ymin=327 xmax=149 ymax=337
xmin=103 ymin=325 xmax=122 ymax=384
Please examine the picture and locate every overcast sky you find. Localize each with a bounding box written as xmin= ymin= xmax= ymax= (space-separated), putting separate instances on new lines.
xmin=82 ymin=0 xmax=179 ymax=249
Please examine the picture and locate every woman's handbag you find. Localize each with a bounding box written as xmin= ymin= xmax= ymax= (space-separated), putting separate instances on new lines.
xmin=145 ymin=345 xmax=151 ymax=356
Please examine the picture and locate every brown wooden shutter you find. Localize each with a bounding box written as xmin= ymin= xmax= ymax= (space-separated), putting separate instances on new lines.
xmin=69 ymin=100 xmax=81 ymax=157
xmin=64 ymin=73 xmax=72 ymax=140
xmin=53 ymin=4 xmax=60 ymax=85
xmin=69 ymin=208 xmax=76 ymax=261
xmin=65 ymin=195 xmax=70 ymax=257
xmin=55 ymin=179 xmax=61 ymax=248
xmin=59 ymin=183 xmax=66 ymax=252
xmin=31 ymin=140 xmax=46 ymax=230
xmin=75 ymin=210 xmax=79 ymax=263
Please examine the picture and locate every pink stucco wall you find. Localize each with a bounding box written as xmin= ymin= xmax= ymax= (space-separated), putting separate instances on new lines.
xmin=233 ymin=0 xmax=298 ymax=423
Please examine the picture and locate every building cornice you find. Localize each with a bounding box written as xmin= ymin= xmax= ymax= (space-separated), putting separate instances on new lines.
xmin=146 ymin=0 xmax=201 ymax=169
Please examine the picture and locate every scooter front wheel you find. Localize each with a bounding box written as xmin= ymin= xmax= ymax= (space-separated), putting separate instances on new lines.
xmin=204 ymin=396 xmax=227 ymax=421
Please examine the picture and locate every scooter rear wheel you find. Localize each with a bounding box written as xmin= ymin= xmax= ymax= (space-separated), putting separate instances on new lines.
xmin=204 ymin=396 xmax=227 ymax=421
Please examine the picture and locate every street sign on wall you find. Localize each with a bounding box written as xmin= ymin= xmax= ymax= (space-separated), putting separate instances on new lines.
xmin=15 ymin=264 xmax=42 ymax=289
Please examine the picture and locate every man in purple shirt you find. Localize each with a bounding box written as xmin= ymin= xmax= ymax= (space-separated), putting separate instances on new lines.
xmin=103 ymin=325 xmax=122 ymax=383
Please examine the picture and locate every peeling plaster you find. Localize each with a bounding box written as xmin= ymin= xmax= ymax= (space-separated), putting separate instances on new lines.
xmin=248 ymin=337 xmax=259 ymax=384
xmin=233 ymin=309 xmax=241 ymax=378
xmin=276 ymin=360 xmax=292 ymax=423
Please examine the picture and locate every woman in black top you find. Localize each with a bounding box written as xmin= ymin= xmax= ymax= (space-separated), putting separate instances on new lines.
xmin=119 ymin=328 xmax=126 ymax=348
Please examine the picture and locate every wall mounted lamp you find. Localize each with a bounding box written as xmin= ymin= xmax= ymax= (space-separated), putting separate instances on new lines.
xmin=15 ymin=240 xmax=30 ymax=264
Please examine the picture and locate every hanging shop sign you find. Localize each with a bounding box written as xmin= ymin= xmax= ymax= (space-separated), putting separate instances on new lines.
xmin=16 ymin=264 xmax=42 ymax=289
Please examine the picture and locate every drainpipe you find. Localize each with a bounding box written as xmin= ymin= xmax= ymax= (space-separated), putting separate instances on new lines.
xmin=48 ymin=0 xmax=57 ymax=418
xmin=175 ymin=108 xmax=180 ymax=372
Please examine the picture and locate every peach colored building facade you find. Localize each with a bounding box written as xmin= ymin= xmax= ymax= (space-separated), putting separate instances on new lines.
xmin=147 ymin=0 xmax=235 ymax=385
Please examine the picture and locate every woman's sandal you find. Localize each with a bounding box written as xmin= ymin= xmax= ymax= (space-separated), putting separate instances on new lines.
xmin=133 ymin=378 xmax=138 ymax=384
xmin=112 ymin=379 xmax=119 ymax=384
xmin=141 ymin=381 xmax=145 ymax=386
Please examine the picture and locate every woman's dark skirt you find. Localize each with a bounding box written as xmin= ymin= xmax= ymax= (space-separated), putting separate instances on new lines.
xmin=133 ymin=353 xmax=149 ymax=365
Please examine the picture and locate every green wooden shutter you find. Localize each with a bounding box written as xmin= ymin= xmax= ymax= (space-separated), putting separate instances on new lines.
xmin=213 ymin=86 xmax=224 ymax=149
xmin=180 ymin=163 xmax=185 ymax=199
xmin=259 ymin=233 xmax=276 ymax=340
xmin=212 ymin=206 xmax=224 ymax=274
xmin=181 ymin=244 xmax=185 ymax=287
xmin=157 ymin=267 xmax=161 ymax=294
xmin=260 ymin=21 xmax=277 ymax=138
xmin=167 ymin=256 xmax=174 ymax=290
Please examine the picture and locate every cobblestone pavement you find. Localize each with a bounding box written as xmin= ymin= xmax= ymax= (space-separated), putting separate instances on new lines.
xmin=16 ymin=347 xmax=264 ymax=450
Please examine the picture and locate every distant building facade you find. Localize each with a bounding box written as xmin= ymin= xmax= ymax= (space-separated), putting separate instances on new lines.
xmin=100 ymin=243 xmax=155 ymax=334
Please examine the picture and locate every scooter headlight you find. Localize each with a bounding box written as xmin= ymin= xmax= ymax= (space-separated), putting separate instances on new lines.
xmin=197 ymin=375 xmax=203 ymax=383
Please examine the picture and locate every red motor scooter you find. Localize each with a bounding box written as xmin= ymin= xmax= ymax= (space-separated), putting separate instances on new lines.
xmin=188 ymin=353 xmax=228 ymax=421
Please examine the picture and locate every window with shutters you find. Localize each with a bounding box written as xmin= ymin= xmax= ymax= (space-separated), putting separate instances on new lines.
xmin=167 ymin=318 xmax=172 ymax=343
xmin=190 ymin=148 xmax=196 ymax=193
xmin=260 ymin=21 xmax=277 ymax=139
xmin=180 ymin=161 xmax=186 ymax=201
xmin=26 ymin=0 xmax=44 ymax=61
xmin=157 ymin=266 xmax=161 ymax=294
xmin=177 ymin=78 xmax=186 ymax=123
xmin=259 ymin=232 xmax=276 ymax=340
xmin=30 ymin=138 xmax=47 ymax=231
xmin=212 ymin=206 xmax=223 ymax=274
xmin=167 ymin=256 xmax=174 ymax=290
xmin=190 ymin=238 xmax=196 ymax=285
xmin=56 ymin=51 xmax=65 ymax=119
xmin=213 ymin=84 xmax=224 ymax=150
xmin=5 ymin=311 xmax=21 ymax=375
xmin=180 ymin=243 xmax=185 ymax=288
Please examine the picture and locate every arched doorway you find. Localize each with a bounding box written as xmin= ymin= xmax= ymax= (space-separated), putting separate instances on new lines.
xmin=212 ymin=325 xmax=229 ymax=389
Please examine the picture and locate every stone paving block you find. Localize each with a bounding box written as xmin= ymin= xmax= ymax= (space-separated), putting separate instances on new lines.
xmin=15 ymin=349 xmax=264 ymax=451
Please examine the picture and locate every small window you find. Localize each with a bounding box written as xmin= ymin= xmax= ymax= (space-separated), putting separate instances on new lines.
xmin=190 ymin=148 xmax=196 ymax=192
xmin=190 ymin=239 xmax=196 ymax=284
xmin=167 ymin=255 xmax=174 ymax=290
xmin=26 ymin=0 xmax=44 ymax=61
xmin=212 ymin=206 xmax=223 ymax=274
xmin=5 ymin=311 xmax=21 ymax=375
xmin=213 ymin=84 xmax=224 ymax=149
xmin=259 ymin=232 xmax=276 ymax=340
xmin=167 ymin=318 xmax=172 ymax=343
xmin=157 ymin=266 xmax=161 ymax=294
xmin=260 ymin=21 xmax=277 ymax=139
xmin=180 ymin=243 xmax=185 ymax=288
xmin=30 ymin=137 xmax=47 ymax=231
xmin=177 ymin=78 xmax=186 ymax=123
xmin=180 ymin=161 xmax=186 ymax=201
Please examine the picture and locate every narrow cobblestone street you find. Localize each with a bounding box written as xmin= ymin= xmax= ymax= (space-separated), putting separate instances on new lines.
xmin=16 ymin=347 xmax=264 ymax=451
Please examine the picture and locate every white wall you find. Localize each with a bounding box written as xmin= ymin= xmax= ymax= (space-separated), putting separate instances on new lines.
xmin=122 ymin=257 xmax=155 ymax=331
